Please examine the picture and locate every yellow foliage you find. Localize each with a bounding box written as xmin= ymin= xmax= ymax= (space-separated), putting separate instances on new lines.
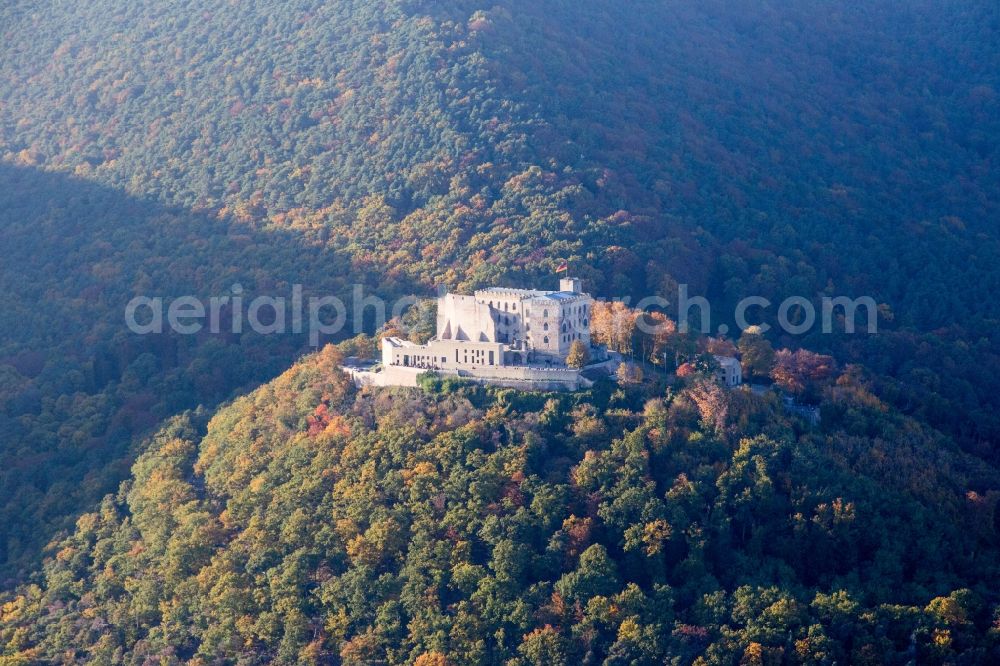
xmin=0 ymin=597 xmax=25 ymax=623
xmin=617 ymin=617 xmax=641 ymax=642
xmin=414 ymin=652 xmax=449 ymax=666
xmin=641 ymin=519 xmax=672 ymax=556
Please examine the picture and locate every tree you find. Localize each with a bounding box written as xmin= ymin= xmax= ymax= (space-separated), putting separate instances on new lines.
xmin=770 ymin=348 xmax=836 ymax=399
xmin=704 ymin=336 xmax=738 ymax=357
xmin=337 ymin=334 xmax=378 ymax=359
xmin=566 ymin=340 xmax=590 ymax=368
xmin=636 ymin=311 xmax=677 ymax=365
xmin=687 ymin=378 xmax=728 ymax=433
xmin=516 ymin=626 xmax=568 ymax=665
xmin=591 ymin=301 xmax=639 ymax=354
xmin=555 ymin=544 xmax=621 ymax=601
xmin=401 ymin=298 xmax=437 ymax=344
xmin=738 ymin=326 xmax=775 ymax=381
xmin=617 ymin=362 xmax=643 ymax=385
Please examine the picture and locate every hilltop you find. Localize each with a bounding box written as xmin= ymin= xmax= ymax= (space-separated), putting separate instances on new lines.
xmin=1 ymin=347 xmax=998 ymax=663
xmin=0 ymin=0 xmax=999 ymax=601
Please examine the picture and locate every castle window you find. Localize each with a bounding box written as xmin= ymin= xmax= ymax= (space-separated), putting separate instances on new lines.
xmin=543 ymin=322 xmax=548 ymax=331
xmin=543 ymin=309 xmax=548 ymax=318
xmin=543 ymin=336 xmax=549 ymax=344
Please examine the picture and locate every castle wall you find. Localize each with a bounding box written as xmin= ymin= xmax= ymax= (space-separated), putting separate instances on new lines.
xmin=383 ymin=336 xmax=505 ymax=371
xmin=524 ymin=294 xmax=592 ymax=358
xmin=345 ymin=364 xmax=588 ymax=392
xmin=437 ymin=293 xmax=494 ymax=342
xmin=449 ymin=364 xmax=588 ymax=391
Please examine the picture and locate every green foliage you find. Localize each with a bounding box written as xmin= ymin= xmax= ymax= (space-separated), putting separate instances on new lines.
xmin=2 ymin=348 xmax=998 ymax=663
xmin=0 ymin=6 xmax=999 ymax=665
xmin=0 ymin=0 xmax=999 ymax=581
xmin=738 ymin=329 xmax=776 ymax=381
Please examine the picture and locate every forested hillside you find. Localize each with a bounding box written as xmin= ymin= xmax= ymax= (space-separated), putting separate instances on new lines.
xmin=3 ymin=0 xmax=997 ymax=315
xmin=2 ymin=348 xmax=998 ymax=663
xmin=1 ymin=0 xmax=999 ymax=618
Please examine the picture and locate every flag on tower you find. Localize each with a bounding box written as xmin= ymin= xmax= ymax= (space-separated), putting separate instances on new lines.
xmin=555 ymin=261 xmax=569 ymax=273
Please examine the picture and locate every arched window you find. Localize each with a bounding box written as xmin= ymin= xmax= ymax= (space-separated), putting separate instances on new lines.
xmin=543 ymin=322 xmax=549 ymax=331
xmin=543 ymin=336 xmax=549 ymax=344
xmin=561 ymin=323 xmax=567 ymax=332
xmin=543 ymin=309 xmax=548 ymax=318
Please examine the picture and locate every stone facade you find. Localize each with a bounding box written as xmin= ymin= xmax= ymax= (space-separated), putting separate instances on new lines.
xmin=714 ymin=355 xmax=742 ymax=387
xmin=381 ymin=336 xmax=506 ymax=370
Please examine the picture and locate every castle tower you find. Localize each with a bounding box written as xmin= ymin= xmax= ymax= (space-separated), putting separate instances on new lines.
xmin=559 ymin=277 xmax=581 ymax=293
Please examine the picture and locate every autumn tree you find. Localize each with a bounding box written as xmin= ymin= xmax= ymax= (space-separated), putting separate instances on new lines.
xmin=617 ymin=362 xmax=643 ymax=385
xmin=566 ymin=339 xmax=590 ymax=368
xmin=770 ymin=348 xmax=836 ymax=399
xmin=687 ymin=378 xmax=728 ymax=433
xmin=591 ymin=301 xmax=639 ymax=354
xmin=704 ymin=336 xmax=738 ymax=357
xmin=635 ymin=311 xmax=677 ymax=365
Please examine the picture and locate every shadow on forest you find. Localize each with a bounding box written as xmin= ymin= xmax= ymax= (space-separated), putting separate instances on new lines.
xmin=0 ymin=163 xmax=385 ymax=585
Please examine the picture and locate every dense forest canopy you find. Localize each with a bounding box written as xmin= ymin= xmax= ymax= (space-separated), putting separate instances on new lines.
xmin=2 ymin=0 xmax=998 ymax=314
xmin=2 ymin=348 xmax=999 ymax=664
xmin=1 ymin=0 xmax=999 ymax=660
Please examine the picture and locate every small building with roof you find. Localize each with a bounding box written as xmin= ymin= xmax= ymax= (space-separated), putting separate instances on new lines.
xmin=714 ymin=355 xmax=742 ymax=387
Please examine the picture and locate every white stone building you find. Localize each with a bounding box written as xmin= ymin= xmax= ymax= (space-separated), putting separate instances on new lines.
xmin=382 ymin=278 xmax=596 ymax=373
xmin=714 ymin=355 xmax=742 ymax=387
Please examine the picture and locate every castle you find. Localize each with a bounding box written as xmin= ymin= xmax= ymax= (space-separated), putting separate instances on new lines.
xmin=350 ymin=278 xmax=608 ymax=390
xmin=345 ymin=278 xmax=742 ymax=392
xmin=383 ymin=277 xmax=594 ymax=370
